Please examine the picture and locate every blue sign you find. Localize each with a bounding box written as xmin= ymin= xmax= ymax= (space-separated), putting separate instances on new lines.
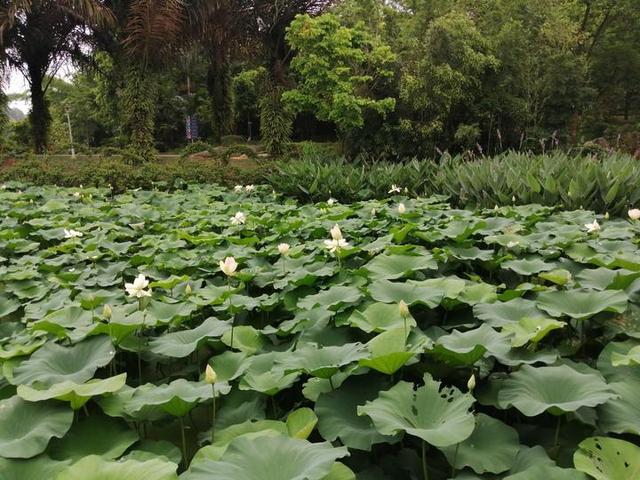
xmin=186 ymin=116 xmax=199 ymax=140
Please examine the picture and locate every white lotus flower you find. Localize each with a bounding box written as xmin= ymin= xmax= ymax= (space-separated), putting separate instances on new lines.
xmin=327 ymin=198 xmax=337 ymax=205
xmin=277 ymin=243 xmax=290 ymax=255
xmin=231 ymin=211 xmax=246 ymax=225
xmin=388 ymin=184 xmax=401 ymax=194
xmin=234 ymin=185 xmax=243 ymax=193
xmin=205 ymin=364 xmax=217 ymax=384
xmin=220 ymin=256 xmax=238 ymax=277
xmin=506 ymin=241 xmax=520 ymax=248
xmin=330 ymin=224 xmax=343 ymax=240
xmin=398 ymin=203 xmax=406 ymax=214
xmin=125 ymin=274 xmax=152 ymax=298
xmin=64 ymin=228 xmax=83 ymax=239
xmin=73 ymin=191 xmax=81 ymax=198
xmin=324 ymin=238 xmax=349 ymax=253
xmin=585 ymin=220 xmax=601 ymax=233
xmin=629 ymin=208 xmax=640 ymax=220
xmin=245 ymin=185 xmax=255 ymax=192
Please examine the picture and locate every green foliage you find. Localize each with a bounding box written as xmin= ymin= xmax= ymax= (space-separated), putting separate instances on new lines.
xmin=222 ymin=145 xmax=257 ymax=163
xmin=0 ymin=157 xmax=264 ymax=193
xmin=266 ymin=151 xmax=640 ymax=215
xmin=1 ymin=184 xmax=639 ymax=477
xmin=284 ymin=13 xmax=396 ymax=135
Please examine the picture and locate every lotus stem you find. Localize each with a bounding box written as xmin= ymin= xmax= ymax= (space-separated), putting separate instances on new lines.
xmin=228 ymin=279 xmax=235 ymax=349
xmin=179 ymin=416 xmax=188 ymax=467
xmin=137 ymin=312 xmax=146 ymax=385
xmin=553 ymin=416 xmax=562 ymax=459
xmin=422 ymin=440 xmax=429 ymax=480
xmin=211 ymin=384 xmax=216 ymax=444
xmin=451 ymin=443 xmax=460 ymax=477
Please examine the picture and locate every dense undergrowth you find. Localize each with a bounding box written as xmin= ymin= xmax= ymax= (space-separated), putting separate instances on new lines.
xmin=1 ymin=184 xmax=640 ymax=478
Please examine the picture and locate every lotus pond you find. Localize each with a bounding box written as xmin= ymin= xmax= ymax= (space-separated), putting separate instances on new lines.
xmin=1 ymin=183 xmax=640 ymax=479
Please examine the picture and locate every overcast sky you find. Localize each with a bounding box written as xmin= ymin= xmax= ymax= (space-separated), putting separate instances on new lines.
xmin=7 ymin=70 xmax=30 ymax=112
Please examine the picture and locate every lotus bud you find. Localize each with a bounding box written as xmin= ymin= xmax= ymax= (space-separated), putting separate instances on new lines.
xmin=512 ymin=196 xmax=516 ymax=203
xmin=604 ymin=212 xmax=609 ymax=220
xmin=398 ymin=203 xmax=406 ymax=214
xmin=467 ymin=373 xmax=476 ymax=392
xmin=102 ymin=304 xmax=112 ymax=320
xmin=205 ymin=364 xmax=217 ymax=384
xmin=278 ymin=243 xmax=290 ymax=255
xmin=185 ymin=284 xmax=192 ymax=296
xmin=330 ymin=224 xmax=343 ymax=240
xmin=629 ymin=208 xmax=640 ymax=220
xmin=399 ymin=300 xmax=410 ymax=318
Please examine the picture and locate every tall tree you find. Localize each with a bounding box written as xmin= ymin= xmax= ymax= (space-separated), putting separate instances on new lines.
xmin=0 ymin=0 xmax=112 ymax=152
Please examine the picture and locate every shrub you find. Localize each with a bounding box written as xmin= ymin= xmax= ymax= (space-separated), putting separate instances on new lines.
xmin=0 ymin=156 xmax=265 ymax=193
xmin=264 ymin=150 xmax=640 ymax=215
xmin=180 ymin=141 xmax=213 ymax=158
xmin=222 ymin=144 xmax=257 ymax=163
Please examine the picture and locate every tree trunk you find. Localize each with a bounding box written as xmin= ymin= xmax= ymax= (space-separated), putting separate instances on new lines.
xmin=28 ymin=69 xmax=51 ymax=154
xmin=207 ymin=47 xmax=233 ymax=143
xmin=121 ymin=63 xmax=157 ymax=163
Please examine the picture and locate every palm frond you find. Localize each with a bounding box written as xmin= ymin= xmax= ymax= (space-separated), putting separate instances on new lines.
xmin=122 ymin=0 xmax=186 ymax=64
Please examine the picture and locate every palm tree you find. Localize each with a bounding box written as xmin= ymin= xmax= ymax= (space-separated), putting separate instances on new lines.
xmin=0 ymin=1 xmax=113 ymax=152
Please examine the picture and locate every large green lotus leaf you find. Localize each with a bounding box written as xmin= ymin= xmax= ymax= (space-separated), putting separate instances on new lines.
xmin=286 ymin=407 xmax=318 ymax=439
xmin=182 ymin=435 xmax=348 ymax=480
xmin=610 ymin=344 xmax=640 ymax=366
xmin=11 ymin=335 xmax=115 ymax=386
xmin=29 ymin=306 xmax=94 ymax=338
xmin=498 ymin=364 xmax=617 ymax=416
xmin=147 ymin=317 xmax=230 ymax=358
xmin=536 ymin=289 xmax=628 ymax=319
xmin=0 ymin=396 xmax=74 ymax=458
xmin=239 ymin=352 xmax=300 ymax=396
xmin=191 ymin=420 xmax=288 ymax=465
xmin=125 ymin=379 xmax=230 ymax=417
xmin=47 ymin=415 xmax=138 ymax=460
xmin=359 ymin=328 xmax=415 ymax=375
xmin=315 ymin=375 xmax=400 ymax=451
xmin=501 ymin=317 xmax=565 ymax=347
xmin=575 ymin=267 xmax=640 ymax=290
xmin=121 ymin=439 xmax=182 ymax=465
xmin=346 ymin=302 xmax=417 ymax=333
xmin=502 ymin=257 xmax=555 ymax=275
xmin=55 ymin=455 xmax=178 ymax=480
xmin=0 ymin=294 xmax=21 ymax=318
xmin=281 ymin=343 xmax=367 ymax=379
xmin=503 ymin=445 xmax=587 ymax=480
xmin=429 ymin=324 xmax=511 ymax=365
xmin=297 ymin=285 xmax=362 ymax=311
xmin=146 ymin=299 xmax=197 ymax=324
xmin=474 ymin=299 xmax=544 ymax=328
xmin=0 ymin=455 xmax=71 ymax=480
xmin=357 ymin=373 xmax=475 ymax=447
xmin=456 ymin=281 xmax=498 ymax=305
xmin=17 ymin=373 xmax=127 ymax=410
xmin=363 ymin=252 xmax=437 ymax=280
xmin=440 ymin=413 xmax=519 ymax=474
xmin=367 ymin=278 xmax=465 ymax=307
xmin=220 ymin=325 xmax=264 ymax=354
xmin=596 ymin=341 xmax=640 ymax=435
xmin=322 ymin=463 xmax=355 ymax=480
xmin=574 ymin=437 xmax=640 ymax=480
xmin=207 ymin=351 xmax=249 ymax=382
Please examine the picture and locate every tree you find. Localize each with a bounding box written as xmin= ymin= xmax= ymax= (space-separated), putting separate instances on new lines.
xmin=0 ymin=0 xmax=112 ymax=152
xmin=398 ymin=11 xmax=499 ymax=153
xmin=283 ymin=13 xmax=395 ymax=139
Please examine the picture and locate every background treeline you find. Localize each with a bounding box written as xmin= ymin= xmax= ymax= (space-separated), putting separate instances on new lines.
xmin=1 ymin=0 xmax=639 ymax=160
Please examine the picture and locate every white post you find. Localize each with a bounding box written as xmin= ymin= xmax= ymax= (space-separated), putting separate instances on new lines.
xmin=65 ymin=107 xmax=75 ymax=158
